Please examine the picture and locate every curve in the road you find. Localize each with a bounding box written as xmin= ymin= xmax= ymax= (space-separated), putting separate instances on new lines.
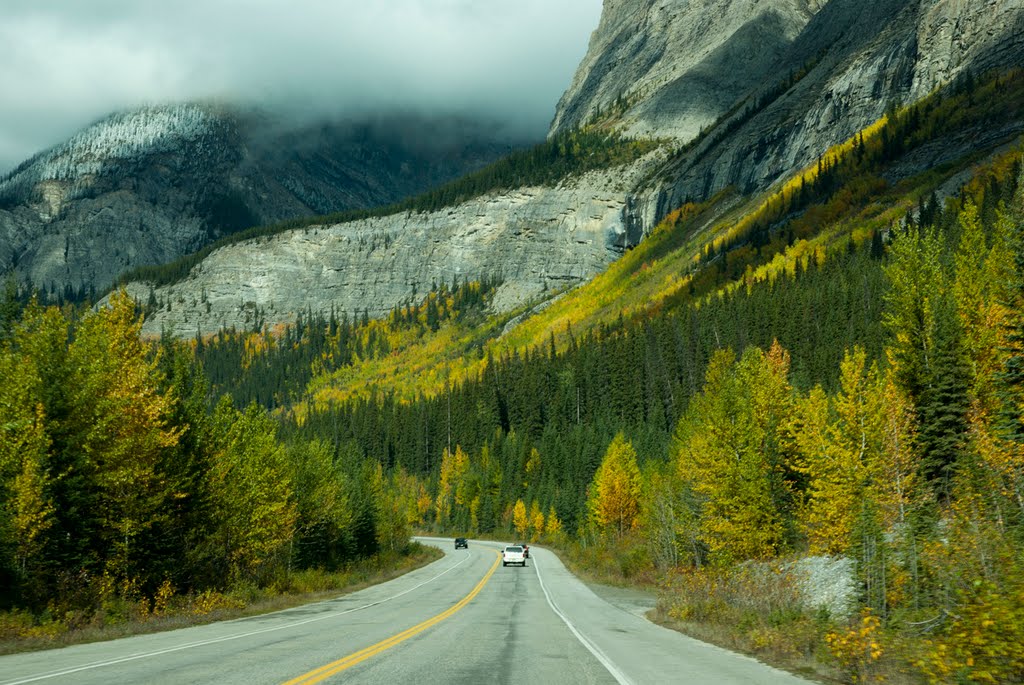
xmin=532 ymin=555 xmax=632 ymax=685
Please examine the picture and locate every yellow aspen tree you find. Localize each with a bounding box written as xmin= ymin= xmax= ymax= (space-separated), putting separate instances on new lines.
xmin=209 ymin=399 xmax=296 ymax=582
xmin=588 ymin=433 xmax=642 ymax=538
xmin=876 ymin=376 xmax=918 ymax=529
xmin=435 ymin=447 xmax=456 ymax=524
xmin=513 ymin=499 xmax=529 ymax=538
xmin=796 ymin=352 xmax=918 ymax=559
xmin=10 ymin=424 xmax=53 ymax=578
xmin=792 ymin=385 xmax=830 ymax=545
xmin=0 ymin=350 xmax=52 ymax=581
xmin=417 ymin=490 xmax=434 ymax=525
xmin=436 ymin=445 xmax=470 ymax=525
xmin=545 ymin=506 xmax=563 ymax=539
xmin=470 ymin=495 xmax=481 ymax=533
xmin=394 ymin=468 xmax=430 ymax=528
xmin=799 ymin=348 xmax=885 ymax=554
xmin=451 ymin=446 xmax=472 ymax=508
xmin=955 ymin=200 xmax=1015 ymax=408
xmin=529 ymin=500 xmax=545 ymax=541
xmin=524 ymin=447 xmax=541 ymax=489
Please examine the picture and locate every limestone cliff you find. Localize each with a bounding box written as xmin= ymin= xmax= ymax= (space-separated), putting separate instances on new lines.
xmin=554 ymin=0 xmax=1024 ymax=226
xmin=128 ymin=162 xmax=651 ymax=338
xmin=550 ymin=0 xmax=825 ymax=141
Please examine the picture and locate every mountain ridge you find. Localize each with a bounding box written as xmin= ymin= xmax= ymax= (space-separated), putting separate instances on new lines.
xmin=94 ymin=0 xmax=1024 ymax=336
xmin=0 ymin=105 xmax=518 ymax=295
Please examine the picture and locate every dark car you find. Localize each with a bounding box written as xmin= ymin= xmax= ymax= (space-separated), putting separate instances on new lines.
xmin=519 ymin=543 xmax=530 ymax=558
xmin=454 ymin=537 xmax=468 ymax=549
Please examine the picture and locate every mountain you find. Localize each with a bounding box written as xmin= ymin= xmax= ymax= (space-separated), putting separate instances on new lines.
xmin=0 ymin=104 xmax=518 ymax=296
xmin=121 ymin=0 xmax=1024 ymax=337
xmin=549 ymin=0 xmax=826 ymax=140
xmin=584 ymin=0 xmax=1024 ymax=224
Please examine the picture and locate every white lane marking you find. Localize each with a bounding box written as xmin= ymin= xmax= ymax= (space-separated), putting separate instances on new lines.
xmin=0 ymin=548 xmax=473 ymax=685
xmin=533 ymin=554 xmax=633 ymax=685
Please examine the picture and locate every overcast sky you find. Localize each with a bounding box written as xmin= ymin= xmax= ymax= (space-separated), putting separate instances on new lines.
xmin=0 ymin=0 xmax=602 ymax=173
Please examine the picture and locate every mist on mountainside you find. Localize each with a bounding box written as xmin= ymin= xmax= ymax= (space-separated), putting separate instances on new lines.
xmin=0 ymin=0 xmax=602 ymax=174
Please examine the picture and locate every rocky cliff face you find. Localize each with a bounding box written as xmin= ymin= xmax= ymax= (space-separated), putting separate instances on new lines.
xmin=125 ymin=0 xmax=1024 ymax=337
xmin=550 ymin=0 xmax=825 ymax=140
xmin=128 ymin=161 xmax=651 ymax=338
xmin=0 ymin=105 xmax=515 ymax=295
xmin=554 ymin=0 xmax=1024 ymax=227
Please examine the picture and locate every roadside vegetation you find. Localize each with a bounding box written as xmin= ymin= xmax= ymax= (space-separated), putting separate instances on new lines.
xmin=0 ymin=544 xmax=439 ymax=655
xmin=0 ymin=294 xmax=436 ymax=651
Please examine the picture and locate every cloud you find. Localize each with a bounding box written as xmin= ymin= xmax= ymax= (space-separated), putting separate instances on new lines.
xmin=0 ymin=0 xmax=601 ymax=172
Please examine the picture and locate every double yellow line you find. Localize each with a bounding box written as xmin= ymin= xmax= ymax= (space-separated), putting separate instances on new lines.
xmin=283 ymin=552 xmax=500 ymax=684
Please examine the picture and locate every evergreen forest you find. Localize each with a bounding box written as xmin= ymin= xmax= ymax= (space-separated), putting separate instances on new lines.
xmin=2 ymin=69 xmax=1024 ymax=681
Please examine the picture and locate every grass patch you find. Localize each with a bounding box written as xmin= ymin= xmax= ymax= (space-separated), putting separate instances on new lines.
xmin=648 ymin=563 xmax=929 ymax=684
xmin=0 ymin=542 xmax=442 ymax=656
xmin=553 ymin=535 xmax=661 ymax=590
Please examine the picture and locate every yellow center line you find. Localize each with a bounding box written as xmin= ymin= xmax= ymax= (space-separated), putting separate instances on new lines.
xmin=282 ymin=551 xmax=501 ymax=685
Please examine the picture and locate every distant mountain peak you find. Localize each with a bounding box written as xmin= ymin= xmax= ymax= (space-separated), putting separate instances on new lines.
xmin=0 ymin=104 xmax=225 ymax=205
xmin=0 ymin=104 xmax=518 ymax=295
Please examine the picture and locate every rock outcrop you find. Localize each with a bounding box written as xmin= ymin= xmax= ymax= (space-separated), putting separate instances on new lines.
xmin=128 ymin=161 xmax=652 ymax=338
xmin=550 ymin=0 xmax=825 ymax=141
xmin=554 ymin=0 xmax=1024 ymax=227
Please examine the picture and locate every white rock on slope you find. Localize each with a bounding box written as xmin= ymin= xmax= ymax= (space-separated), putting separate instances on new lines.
xmin=132 ymin=162 xmax=654 ymax=338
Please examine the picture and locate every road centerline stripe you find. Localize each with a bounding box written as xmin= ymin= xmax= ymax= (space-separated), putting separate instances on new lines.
xmin=283 ymin=551 xmax=501 ymax=685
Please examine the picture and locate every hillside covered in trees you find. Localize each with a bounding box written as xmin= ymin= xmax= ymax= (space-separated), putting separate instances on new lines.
xmin=3 ymin=66 xmax=1024 ymax=681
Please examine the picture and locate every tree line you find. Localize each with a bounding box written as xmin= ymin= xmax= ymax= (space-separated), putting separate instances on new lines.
xmin=283 ymin=151 xmax=1022 ymax=679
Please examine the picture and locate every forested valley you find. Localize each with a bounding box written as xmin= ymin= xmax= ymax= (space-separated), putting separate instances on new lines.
xmin=2 ymin=71 xmax=1024 ymax=681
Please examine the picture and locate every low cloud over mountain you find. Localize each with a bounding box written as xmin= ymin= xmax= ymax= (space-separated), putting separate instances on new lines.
xmin=0 ymin=0 xmax=601 ymax=172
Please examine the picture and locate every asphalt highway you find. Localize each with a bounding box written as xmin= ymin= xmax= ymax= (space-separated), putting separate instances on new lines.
xmin=0 ymin=538 xmax=812 ymax=684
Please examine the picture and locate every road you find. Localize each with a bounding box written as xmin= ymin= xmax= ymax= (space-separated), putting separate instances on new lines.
xmin=0 ymin=539 xmax=812 ymax=684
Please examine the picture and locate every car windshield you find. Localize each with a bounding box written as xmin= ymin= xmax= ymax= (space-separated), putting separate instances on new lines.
xmin=506 ymin=546 xmax=522 ymax=552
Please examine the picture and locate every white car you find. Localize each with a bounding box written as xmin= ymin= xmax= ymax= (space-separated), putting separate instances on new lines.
xmin=502 ymin=545 xmax=527 ymax=567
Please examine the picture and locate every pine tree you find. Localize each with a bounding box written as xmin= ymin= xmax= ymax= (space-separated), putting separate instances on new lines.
xmin=884 ymin=225 xmax=969 ymax=499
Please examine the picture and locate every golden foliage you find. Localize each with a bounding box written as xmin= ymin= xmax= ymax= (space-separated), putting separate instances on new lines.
xmin=794 ymin=349 xmax=916 ymax=555
xmin=825 ymin=609 xmax=885 ymax=683
xmin=673 ymin=346 xmax=795 ymax=563
xmin=588 ymin=433 xmax=642 ymax=539
xmin=436 ymin=445 xmax=470 ymax=524
xmin=545 ymin=506 xmax=563 ymax=539
xmin=529 ymin=500 xmax=545 ymax=541
xmin=512 ymin=499 xmax=529 ymax=539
